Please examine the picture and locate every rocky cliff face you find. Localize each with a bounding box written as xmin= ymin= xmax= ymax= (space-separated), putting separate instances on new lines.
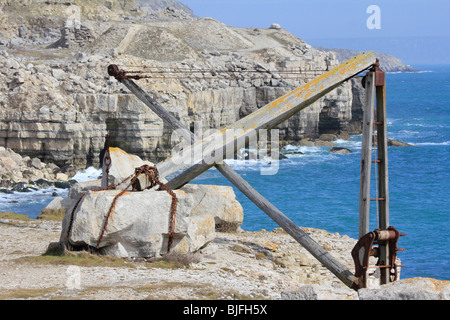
xmin=316 ymin=47 xmax=419 ymax=73
xmin=0 ymin=1 xmax=365 ymax=169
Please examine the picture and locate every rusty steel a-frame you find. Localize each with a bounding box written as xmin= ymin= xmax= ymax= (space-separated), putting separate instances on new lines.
xmin=107 ymin=51 xmax=404 ymax=290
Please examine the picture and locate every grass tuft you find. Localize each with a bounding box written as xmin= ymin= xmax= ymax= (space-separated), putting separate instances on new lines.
xmin=0 ymin=212 xmax=31 ymax=221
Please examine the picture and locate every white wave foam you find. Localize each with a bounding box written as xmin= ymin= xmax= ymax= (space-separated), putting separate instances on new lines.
xmin=412 ymin=141 xmax=450 ymax=146
xmin=72 ymin=166 xmax=102 ymax=182
xmin=334 ymin=139 xmax=362 ymax=149
xmin=224 ymin=157 xmax=274 ymax=170
xmin=0 ymin=187 xmax=69 ymax=214
xmin=283 ymin=144 xmax=324 ymax=154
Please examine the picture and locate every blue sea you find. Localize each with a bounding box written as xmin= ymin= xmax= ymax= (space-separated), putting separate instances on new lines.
xmin=1 ymin=65 xmax=448 ymax=281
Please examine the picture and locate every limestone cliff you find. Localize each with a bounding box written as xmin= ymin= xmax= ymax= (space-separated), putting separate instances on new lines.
xmin=316 ymin=47 xmax=419 ymax=73
xmin=0 ymin=1 xmax=364 ymax=169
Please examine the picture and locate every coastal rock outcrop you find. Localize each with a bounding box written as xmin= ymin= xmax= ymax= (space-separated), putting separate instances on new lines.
xmin=328 ymin=147 xmax=352 ymax=154
xmin=0 ymin=146 xmax=74 ymax=191
xmin=0 ymin=1 xmax=362 ymax=169
xmin=316 ymin=47 xmax=419 ymax=73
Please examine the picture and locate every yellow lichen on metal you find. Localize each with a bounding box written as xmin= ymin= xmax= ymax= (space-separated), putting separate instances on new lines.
xmin=156 ymin=51 xmax=377 ymax=178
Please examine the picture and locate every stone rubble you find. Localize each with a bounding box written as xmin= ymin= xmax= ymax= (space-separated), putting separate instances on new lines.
xmin=0 ymin=146 xmax=75 ymax=192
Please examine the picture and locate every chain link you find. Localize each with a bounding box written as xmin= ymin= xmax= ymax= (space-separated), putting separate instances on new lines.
xmin=66 ymin=149 xmax=178 ymax=254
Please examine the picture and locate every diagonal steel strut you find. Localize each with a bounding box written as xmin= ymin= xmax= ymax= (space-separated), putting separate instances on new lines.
xmin=109 ymin=51 xmax=376 ymax=289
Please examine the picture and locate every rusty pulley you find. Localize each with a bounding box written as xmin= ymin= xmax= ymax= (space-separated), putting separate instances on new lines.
xmin=352 ymin=226 xmax=406 ymax=288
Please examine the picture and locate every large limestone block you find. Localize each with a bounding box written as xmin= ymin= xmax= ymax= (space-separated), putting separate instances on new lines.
xmin=101 ymin=147 xmax=154 ymax=188
xmin=181 ymin=184 xmax=244 ymax=231
xmin=64 ymin=187 xmax=216 ymax=258
xmin=57 ymin=147 xmax=244 ymax=258
xmin=68 ymin=179 xmax=102 ymax=200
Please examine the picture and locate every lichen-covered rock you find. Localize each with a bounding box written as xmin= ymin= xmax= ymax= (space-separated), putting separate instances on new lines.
xmin=358 ymin=278 xmax=450 ymax=300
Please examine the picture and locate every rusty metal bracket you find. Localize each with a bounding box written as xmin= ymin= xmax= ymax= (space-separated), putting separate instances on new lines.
xmin=352 ymin=226 xmax=405 ymax=288
xmin=108 ymin=64 xmax=143 ymax=81
xmin=361 ymin=59 xmax=385 ymax=89
xmin=373 ymin=59 xmax=385 ymax=87
xmin=352 ymin=231 xmax=376 ymax=288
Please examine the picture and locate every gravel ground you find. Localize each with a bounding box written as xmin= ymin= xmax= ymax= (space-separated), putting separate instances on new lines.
xmin=0 ymin=217 xmax=359 ymax=300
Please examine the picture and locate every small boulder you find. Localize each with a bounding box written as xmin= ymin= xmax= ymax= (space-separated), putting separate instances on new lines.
xmin=181 ymin=184 xmax=244 ymax=232
xmin=388 ymin=139 xmax=412 ymax=147
xmin=283 ymin=151 xmax=304 ymax=156
xmin=38 ymin=196 xmax=68 ymax=221
xmin=56 ymin=173 xmax=69 ymax=181
xmin=30 ymin=157 xmax=42 ymax=170
xmin=101 ymin=147 xmax=155 ymax=189
xmin=269 ymin=23 xmax=281 ymax=30
xmin=54 ymin=181 xmax=71 ymax=189
xmin=299 ymin=139 xmax=315 ymax=147
xmin=318 ymin=134 xmax=338 ymax=142
xmin=328 ymin=147 xmax=352 ymax=154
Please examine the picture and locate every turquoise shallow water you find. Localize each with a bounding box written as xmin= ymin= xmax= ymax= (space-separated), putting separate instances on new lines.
xmin=1 ymin=65 xmax=448 ymax=281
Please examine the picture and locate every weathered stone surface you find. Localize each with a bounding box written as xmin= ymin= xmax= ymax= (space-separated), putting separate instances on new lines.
xmin=101 ymin=147 xmax=154 ymax=188
xmin=0 ymin=1 xmax=363 ymax=168
xmin=37 ymin=196 xmax=67 ymax=220
xmin=181 ymin=184 xmax=244 ymax=232
xmin=0 ymin=146 xmax=73 ymax=189
xmin=388 ymin=139 xmax=413 ymax=147
xmin=55 ymin=179 xmax=243 ymax=257
xmin=358 ymin=278 xmax=450 ymax=300
xmin=53 ymin=147 xmax=243 ymax=257
xmin=62 ymin=187 xmax=216 ymax=258
xmin=317 ymin=47 xmax=419 ymax=73
xmin=281 ymin=283 xmax=357 ymax=300
xmin=281 ymin=285 xmax=318 ymax=300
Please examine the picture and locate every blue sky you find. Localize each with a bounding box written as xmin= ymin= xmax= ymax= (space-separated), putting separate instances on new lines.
xmin=180 ymin=0 xmax=450 ymax=64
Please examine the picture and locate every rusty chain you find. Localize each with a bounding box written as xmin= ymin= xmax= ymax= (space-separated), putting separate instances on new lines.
xmin=103 ymin=134 xmax=112 ymax=186
xmin=66 ymin=139 xmax=178 ymax=254
xmin=95 ymin=164 xmax=178 ymax=252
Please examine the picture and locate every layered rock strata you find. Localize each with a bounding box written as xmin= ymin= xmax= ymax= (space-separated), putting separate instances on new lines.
xmin=0 ymin=146 xmax=75 ymax=190
xmin=0 ymin=1 xmax=364 ymax=169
